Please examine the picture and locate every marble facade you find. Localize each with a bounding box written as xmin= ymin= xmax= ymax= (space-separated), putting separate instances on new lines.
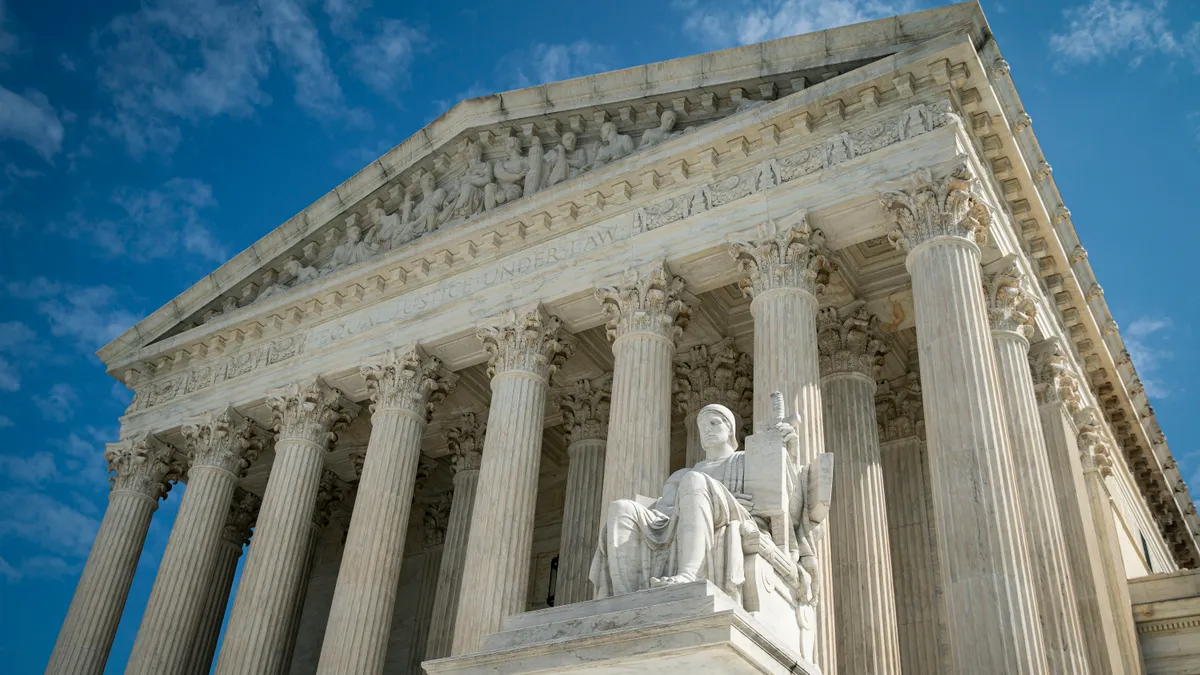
xmin=46 ymin=3 xmax=1200 ymax=674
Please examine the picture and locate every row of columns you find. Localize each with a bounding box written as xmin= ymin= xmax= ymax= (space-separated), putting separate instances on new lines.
xmin=48 ymin=160 xmax=1138 ymax=675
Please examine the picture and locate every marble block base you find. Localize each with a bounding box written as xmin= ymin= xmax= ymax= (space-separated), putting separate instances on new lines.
xmin=422 ymin=582 xmax=819 ymax=675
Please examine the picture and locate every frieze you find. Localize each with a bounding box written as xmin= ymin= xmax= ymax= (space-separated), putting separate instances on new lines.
xmin=129 ymin=100 xmax=955 ymax=413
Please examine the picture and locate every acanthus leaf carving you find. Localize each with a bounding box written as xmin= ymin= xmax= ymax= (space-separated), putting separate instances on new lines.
xmin=266 ymin=378 xmax=360 ymax=449
xmin=444 ymin=412 xmax=487 ymax=474
xmin=1076 ymin=408 xmax=1115 ymax=478
xmin=673 ymin=337 xmax=753 ymax=427
xmin=313 ymin=469 xmax=352 ymax=530
xmin=222 ymin=488 xmax=262 ymax=547
xmin=875 ymin=374 xmax=923 ymax=443
xmin=730 ymin=213 xmax=832 ymax=298
xmin=422 ymin=491 xmax=453 ymax=548
xmin=879 ymin=159 xmax=991 ymax=253
xmin=595 ymin=261 xmax=692 ymax=342
xmin=180 ymin=406 xmax=266 ymax=477
xmin=817 ymin=300 xmax=887 ymax=377
xmin=105 ymin=434 xmax=177 ymax=500
xmin=554 ymin=373 xmax=613 ymax=444
xmin=983 ymin=255 xmax=1036 ymax=338
xmin=476 ymin=305 xmax=575 ymax=379
xmin=1030 ymin=339 xmax=1084 ymax=414
xmin=360 ymin=344 xmax=456 ymax=420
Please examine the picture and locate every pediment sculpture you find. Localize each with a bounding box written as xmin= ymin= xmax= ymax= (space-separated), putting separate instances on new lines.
xmin=589 ymin=392 xmax=833 ymax=663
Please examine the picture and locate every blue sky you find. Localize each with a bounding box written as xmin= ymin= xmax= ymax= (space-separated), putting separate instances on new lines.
xmin=0 ymin=0 xmax=1198 ymax=671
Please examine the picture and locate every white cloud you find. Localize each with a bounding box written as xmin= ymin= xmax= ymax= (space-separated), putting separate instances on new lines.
xmin=0 ymin=86 xmax=64 ymax=161
xmin=0 ymin=358 xmax=16 ymax=391
xmin=1124 ymin=316 xmax=1174 ymax=398
xmin=503 ymin=41 xmax=612 ymax=90
xmin=0 ymin=415 xmax=12 ymax=428
xmin=0 ymin=0 xmax=17 ymax=66
xmin=0 ymin=489 xmax=101 ymax=557
xmin=259 ymin=0 xmax=361 ymax=123
xmin=0 ymin=555 xmax=16 ymax=582
xmin=0 ymin=320 xmax=45 ymax=390
xmin=351 ymin=19 xmax=424 ymax=95
xmin=6 ymin=277 xmax=142 ymax=352
xmin=677 ymin=0 xmax=917 ymax=48
xmin=34 ymin=383 xmax=78 ymax=422
xmin=1049 ymin=0 xmax=1199 ymax=67
xmin=0 ymin=451 xmax=57 ymax=484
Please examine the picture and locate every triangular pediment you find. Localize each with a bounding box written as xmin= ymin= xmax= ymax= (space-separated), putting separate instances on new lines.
xmin=97 ymin=1 xmax=986 ymax=371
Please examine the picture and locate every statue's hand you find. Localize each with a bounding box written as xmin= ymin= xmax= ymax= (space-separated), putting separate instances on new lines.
xmin=734 ymin=492 xmax=755 ymax=513
xmin=774 ymin=419 xmax=799 ymax=446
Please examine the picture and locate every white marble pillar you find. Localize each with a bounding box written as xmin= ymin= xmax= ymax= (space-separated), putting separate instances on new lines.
xmin=552 ymin=374 xmax=612 ymax=605
xmin=730 ymin=213 xmax=836 ymax=674
xmin=595 ymin=261 xmax=690 ymax=507
xmin=186 ymin=489 xmax=260 ymax=675
xmin=127 ymin=409 xmax=263 ymax=675
xmin=317 ymin=346 xmax=454 ymax=675
xmin=451 ymin=306 xmax=573 ymax=654
xmin=673 ymin=338 xmax=753 ymax=468
xmin=984 ymin=261 xmax=1090 ymax=673
xmin=46 ymin=435 xmax=176 ymax=675
xmin=1076 ymin=410 xmax=1144 ymax=675
xmin=817 ymin=304 xmax=901 ymax=675
xmin=215 ymin=379 xmax=358 ymax=675
xmin=425 ymin=414 xmax=485 ymax=660
xmin=1031 ymin=340 xmax=1126 ymax=675
xmin=407 ymin=492 xmax=450 ymax=674
xmin=880 ymin=162 xmax=1048 ymax=673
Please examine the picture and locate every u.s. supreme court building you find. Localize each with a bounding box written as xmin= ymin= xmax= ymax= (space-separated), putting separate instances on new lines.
xmin=44 ymin=3 xmax=1200 ymax=674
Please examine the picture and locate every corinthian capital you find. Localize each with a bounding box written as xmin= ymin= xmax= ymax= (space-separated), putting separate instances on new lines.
xmin=553 ymin=373 xmax=613 ymax=444
xmin=817 ymin=301 xmax=887 ymax=377
xmin=222 ymin=488 xmax=261 ymax=547
xmin=1075 ymin=408 xmax=1114 ymax=477
xmin=266 ymin=378 xmax=360 ymax=448
xmin=181 ymin=407 xmax=265 ymax=477
xmin=313 ymin=470 xmax=352 ymax=530
xmin=444 ymin=412 xmax=486 ymax=474
xmin=729 ymin=213 xmax=831 ymax=298
xmin=875 ymin=374 xmax=923 ymax=443
xmin=595 ymin=261 xmax=692 ymax=342
xmin=361 ymin=344 xmax=457 ymax=419
xmin=983 ymin=255 xmax=1036 ymax=338
xmin=423 ymin=491 xmax=452 ymax=548
xmin=105 ymin=434 xmax=177 ymax=500
xmin=477 ymin=306 xmax=575 ymax=380
xmin=879 ymin=159 xmax=991 ymax=252
xmin=1030 ymin=338 xmax=1083 ymax=413
xmin=673 ymin=338 xmax=753 ymax=421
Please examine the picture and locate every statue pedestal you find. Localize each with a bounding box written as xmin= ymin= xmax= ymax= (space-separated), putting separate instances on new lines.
xmin=422 ymin=581 xmax=820 ymax=675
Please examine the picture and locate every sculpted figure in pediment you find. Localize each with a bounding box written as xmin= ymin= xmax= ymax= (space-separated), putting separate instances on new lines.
xmin=493 ymin=135 xmax=545 ymax=206
xmin=321 ymin=222 xmax=378 ymax=272
xmin=369 ymin=198 xmax=416 ymax=250
xmin=450 ymin=140 xmax=496 ymax=220
xmin=413 ymin=172 xmax=451 ymax=234
xmin=587 ymin=121 xmax=634 ymax=170
xmin=639 ymin=109 xmax=681 ymax=149
xmin=258 ymin=257 xmax=320 ymax=302
xmin=543 ymin=131 xmax=588 ymax=188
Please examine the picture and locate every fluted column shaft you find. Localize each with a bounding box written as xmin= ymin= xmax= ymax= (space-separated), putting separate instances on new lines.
xmin=557 ymin=438 xmax=607 ymax=604
xmin=216 ymin=380 xmax=357 ymax=675
xmin=991 ymin=328 xmax=1089 ymax=673
xmin=186 ymin=540 xmax=242 ymax=675
xmin=425 ymin=467 xmax=480 ymax=659
xmin=905 ymin=237 xmax=1046 ymax=673
xmin=47 ymin=436 xmax=173 ymax=675
xmin=823 ymin=371 xmax=901 ymax=675
xmin=451 ymin=307 xmax=572 ymax=654
xmin=318 ymin=346 xmax=451 ymax=675
xmin=407 ymin=543 xmax=444 ymax=673
xmin=47 ymin=492 xmax=159 ymax=675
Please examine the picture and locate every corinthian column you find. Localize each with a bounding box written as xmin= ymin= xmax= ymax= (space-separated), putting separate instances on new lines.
xmin=47 ymin=435 xmax=177 ymax=675
xmin=984 ymin=260 xmax=1090 ymax=673
xmin=817 ymin=303 xmax=901 ymax=675
xmin=425 ymin=413 xmax=486 ymax=660
xmin=406 ymin=489 xmax=450 ymax=673
xmin=880 ymin=161 xmax=1048 ymax=673
xmin=450 ymin=306 xmax=574 ymax=654
xmin=1031 ymin=340 xmax=1126 ymax=675
xmin=127 ymin=409 xmax=263 ymax=675
xmin=674 ymin=338 xmax=753 ymax=468
xmin=552 ymin=374 xmax=612 ymax=605
xmin=730 ymin=213 xmax=836 ymax=674
xmin=215 ymin=379 xmax=358 ymax=675
xmin=595 ymin=261 xmax=691 ymax=507
xmin=318 ymin=346 xmax=454 ymax=675
xmin=186 ymin=489 xmax=260 ymax=675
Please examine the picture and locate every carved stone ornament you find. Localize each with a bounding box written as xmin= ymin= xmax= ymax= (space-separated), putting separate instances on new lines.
xmin=875 ymin=374 xmax=923 ymax=443
xmin=181 ymin=407 xmax=265 ymax=477
xmin=983 ymin=256 xmax=1036 ymax=338
xmin=554 ymin=373 xmax=613 ymax=444
xmin=595 ymin=261 xmax=692 ymax=342
xmin=1030 ymin=339 xmax=1084 ymax=414
xmin=414 ymin=454 xmax=441 ymax=493
xmin=360 ymin=344 xmax=456 ymax=419
xmin=105 ymin=434 xmax=178 ymax=500
xmin=222 ymin=488 xmax=262 ymax=547
xmin=313 ymin=470 xmax=352 ymax=530
xmin=444 ymin=412 xmax=486 ymax=474
xmin=1075 ymin=408 xmax=1114 ymax=477
xmin=476 ymin=306 xmax=575 ymax=379
xmin=266 ymin=378 xmax=360 ymax=448
xmin=817 ymin=301 xmax=887 ymax=377
xmin=422 ymin=491 xmax=453 ymax=548
xmin=990 ymin=57 xmax=1011 ymax=79
xmin=729 ymin=214 xmax=832 ymax=299
xmin=673 ymin=338 xmax=753 ymax=425
xmin=879 ymin=159 xmax=991 ymax=253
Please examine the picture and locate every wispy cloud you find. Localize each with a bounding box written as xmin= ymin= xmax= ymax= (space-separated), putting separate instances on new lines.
xmin=0 ymin=415 xmax=13 ymax=428
xmin=34 ymin=383 xmax=79 ymax=423
xmin=259 ymin=0 xmax=365 ymax=125
xmin=6 ymin=277 xmax=143 ymax=352
xmin=0 ymin=0 xmax=18 ymax=67
xmin=0 ymin=320 xmax=44 ymax=391
xmin=0 ymin=489 xmax=101 ymax=558
xmin=1124 ymin=315 xmax=1175 ymax=398
xmin=676 ymin=0 xmax=917 ymax=48
xmin=1049 ymin=0 xmax=1200 ymax=67
xmin=350 ymin=18 xmax=425 ymax=95
xmin=0 ymin=86 xmax=65 ymax=161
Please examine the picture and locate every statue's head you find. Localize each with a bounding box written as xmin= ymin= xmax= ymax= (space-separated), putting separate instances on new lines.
xmin=600 ymin=121 xmax=616 ymax=142
xmin=661 ymin=109 xmax=677 ymax=131
xmin=466 ymin=141 xmax=483 ymax=161
xmin=346 ymin=224 xmax=362 ymax=243
xmin=420 ymin=172 xmax=436 ymax=192
xmin=697 ymin=403 xmax=737 ymax=456
xmin=562 ymin=131 xmax=577 ymax=150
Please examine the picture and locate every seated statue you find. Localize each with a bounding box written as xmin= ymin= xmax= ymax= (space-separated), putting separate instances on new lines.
xmin=590 ymin=395 xmax=832 ymax=663
xmin=586 ymin=121 xmax=634 ymax=170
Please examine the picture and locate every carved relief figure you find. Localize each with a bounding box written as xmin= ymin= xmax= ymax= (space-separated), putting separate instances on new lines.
xmin=543 ymin=131 xmax=587 ymax=188
xmin=451 ymin=140 xmax=495 ymax=220
xmin=413 ymin=172 xmax=450 ymax=234
xmin=492 ymin=135 xmax=542 ymax=205
xmin=639 ymin=109 xmax=680 ymax=149
xmin=587 ymin=121 xmax=634 ymax=170
xmin=258 ymin=258 xmax=320 ymax=302
xmin=369 ymin=199 xmax=416 ymax=249
xmin=321 ymin=223 xmax=378 ymax=272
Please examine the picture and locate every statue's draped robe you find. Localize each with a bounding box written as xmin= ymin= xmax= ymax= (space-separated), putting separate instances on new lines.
xmin=590 ymin=453 xmax=753 ymax=598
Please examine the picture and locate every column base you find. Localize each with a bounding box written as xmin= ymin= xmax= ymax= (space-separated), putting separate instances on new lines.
xmin=423 ymin=582 xmax=820 ymax=675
